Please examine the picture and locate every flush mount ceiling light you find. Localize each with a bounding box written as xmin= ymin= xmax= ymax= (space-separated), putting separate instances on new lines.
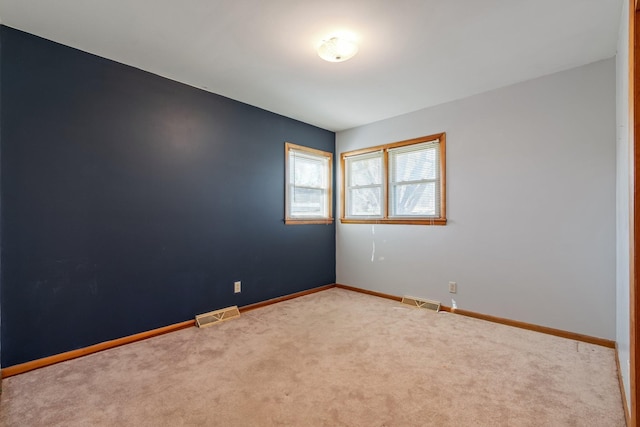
xmin=317 ymin=36 xmax=358 ymax=63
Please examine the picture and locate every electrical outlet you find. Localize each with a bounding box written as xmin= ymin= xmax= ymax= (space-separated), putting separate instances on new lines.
xmin=234 ymin=281 xmax=241 ymax=293
xmin=448 ymin=281 xmax=457 ymax=293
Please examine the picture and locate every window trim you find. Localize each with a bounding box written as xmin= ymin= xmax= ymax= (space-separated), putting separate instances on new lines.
xmin=340 ymin=133 xmax=446 ymax=225
xmin=285 ymin=142 xmax=334 ymax=225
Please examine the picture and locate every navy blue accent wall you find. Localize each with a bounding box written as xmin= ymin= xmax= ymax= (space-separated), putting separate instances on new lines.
xmin=0 ymin=26 xmax=335 ymax=367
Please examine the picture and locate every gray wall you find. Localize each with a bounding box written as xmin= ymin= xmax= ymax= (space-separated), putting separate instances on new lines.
xmin=336 ymin=58 xmax=616 ymax=340
xmin=616 ymin=0 xmax=631 ymax=410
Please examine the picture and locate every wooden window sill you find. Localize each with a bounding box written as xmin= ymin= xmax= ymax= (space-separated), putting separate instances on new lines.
xmin=285 ymin=218 xmax=335 ymax=225
xmin=339 ymin=218 xmax=447 ymax=225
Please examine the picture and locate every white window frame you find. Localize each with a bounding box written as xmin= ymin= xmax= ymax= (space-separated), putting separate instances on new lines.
xmin=340 ymin=133 xmax=446 ymax=225
xmin=285 ymin=142 xmax=334 ymax=225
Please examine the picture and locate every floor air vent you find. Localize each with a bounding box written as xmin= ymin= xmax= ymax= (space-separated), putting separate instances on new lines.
xmin=195 ymin=305 xmax=240 ymax=328
xmin=401 ymin=296 xmax=441 ymax=312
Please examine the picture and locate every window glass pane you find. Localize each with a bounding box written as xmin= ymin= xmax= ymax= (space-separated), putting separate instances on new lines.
xmin=391 ymin=147 xmax=436 ymax=182
xmin=349 ymin=156 xmax=382 ymax=186
xmin=290 ymin=153 xmax=325 ymax=188
xmin=291 ymin=187 xmax=324 ymax=216
xmin=349 ymin=187 xmax=382 ymax=216
xmin=391 ymin=182 xmax=436 ymax=216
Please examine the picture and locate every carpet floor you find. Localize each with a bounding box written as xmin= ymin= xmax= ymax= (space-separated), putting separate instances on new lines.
xmin=0 ymin=288 xmax=626 ymax=426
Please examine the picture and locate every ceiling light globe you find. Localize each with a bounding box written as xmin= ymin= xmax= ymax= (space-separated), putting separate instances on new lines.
xmin=317 ymin=37 xmax=358 ymax=63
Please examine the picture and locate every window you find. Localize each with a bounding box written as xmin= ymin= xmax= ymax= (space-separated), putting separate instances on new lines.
xmin=341 ymin=133 xmax=446 ymax=225
xmin=285 ymin=143 xmax=333 ymax=224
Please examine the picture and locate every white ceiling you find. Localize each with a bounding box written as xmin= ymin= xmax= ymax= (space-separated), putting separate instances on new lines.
xmin=0 ymin=0 xmax=624 ymax=131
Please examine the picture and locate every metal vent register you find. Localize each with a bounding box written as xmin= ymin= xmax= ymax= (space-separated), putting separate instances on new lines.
xmin=401 ymin=296 xmax=441 ymax=312
xmin=195 ymin=306 xmax=240 ymax=328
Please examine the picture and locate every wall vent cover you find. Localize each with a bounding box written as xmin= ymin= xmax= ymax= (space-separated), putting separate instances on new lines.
xmin=195 ymin=305 xmax=240 ymax=328
xmin=401 ymin=296 xmax=441 ymax=312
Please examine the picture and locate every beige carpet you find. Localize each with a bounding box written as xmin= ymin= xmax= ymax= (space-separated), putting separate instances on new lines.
xmin=0 ymin=288 xmax=625 ymax=426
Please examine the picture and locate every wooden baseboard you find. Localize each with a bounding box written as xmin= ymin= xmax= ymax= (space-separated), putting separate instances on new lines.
xmin=239 ymin=284 xmax=336 ymax=313
xmin=336 ymin=283 xmax=616 ymax=348
xmin=1 ymin=319 xmax=195 ymax=378
xmin=616 ymin=343 xmax=631 ymax=427
xmin=2 ymin=282 xmax=617 ymax=379
xmin=1 ymin=283 xmax=337 ymax=379
xmin=446 ymin=307 xmax=615 ymax=348
xmin=334 ymin=283 xmax=402 ymax=302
